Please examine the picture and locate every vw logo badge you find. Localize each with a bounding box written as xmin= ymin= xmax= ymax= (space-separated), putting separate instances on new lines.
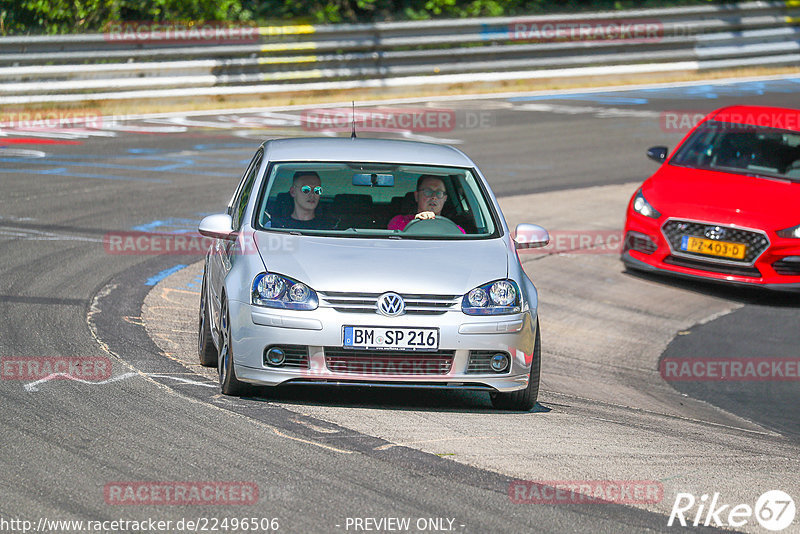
xmin=377 ymin=292 xmax=405 ymax=317
xmin=704 ymin=226 xmax=726 ymax=240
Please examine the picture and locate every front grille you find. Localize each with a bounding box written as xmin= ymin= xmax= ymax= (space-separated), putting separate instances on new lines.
xmin=466 ymin=350 xmax=511 ymax=374
xmin=662 ymin=220 xmax=768 ymax=264
xmin=663 ymin=255 xmax=762 ymax=277
xmin=773 ymin=258 xmax=800 ymax=276
xmin=319 ymin=292 xmax=459 ymax=315
xmin=324 ymin=348 xmax=454 ymax=375
xmin=263 ymin=345 xmax=309 ymax=369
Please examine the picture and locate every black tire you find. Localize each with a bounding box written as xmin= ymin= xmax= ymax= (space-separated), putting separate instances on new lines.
xmin=218 ymin=297 xmax=246 ymax=396
xmin=198 ymin=271 xmax=218 ymax=367
xmin=491 ymin=319 xmax=541 ymax=411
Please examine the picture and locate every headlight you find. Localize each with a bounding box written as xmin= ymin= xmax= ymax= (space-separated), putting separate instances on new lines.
xmin=462 ymin=280 xmax=521 ymax=315
xmin=252 ymin=273 xmax=318 ymax=310
xmin=467 ymin=287 xmax=488 ymax=307
xmin=632 ymin=189 xmax=661 ymax=219
xmin=777 ymin=224 xmax=800 ymax=239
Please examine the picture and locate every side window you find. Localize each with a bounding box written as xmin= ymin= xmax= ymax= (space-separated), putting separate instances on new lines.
xmin=231 ymin=150 xmax=262 ymax=230
xmin=228 ymin=149 xmax=262 ymax=216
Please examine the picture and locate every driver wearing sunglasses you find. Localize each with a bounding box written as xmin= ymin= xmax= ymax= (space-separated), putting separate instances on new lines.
xmin=271 ymin=171 xmax=332 ymax=230
xmin=388 ymin=175 xmax=465 ymax=233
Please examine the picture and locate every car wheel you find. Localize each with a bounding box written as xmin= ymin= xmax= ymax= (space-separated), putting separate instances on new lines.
xmin=491 ymin=319 xmax=540 ymax=412
xmin=218 ymin=297 xmax=245 ymax=396
xmin=198 ymin=270 xmax=218 ymax=367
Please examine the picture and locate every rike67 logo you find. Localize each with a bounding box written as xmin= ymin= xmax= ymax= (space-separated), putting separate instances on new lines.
xmin=668 ymin=490 xmax=796 ymax=531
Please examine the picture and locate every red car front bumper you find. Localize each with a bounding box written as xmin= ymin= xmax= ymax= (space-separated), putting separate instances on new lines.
xmin=621 ymin=210 xmax=800 ymax=291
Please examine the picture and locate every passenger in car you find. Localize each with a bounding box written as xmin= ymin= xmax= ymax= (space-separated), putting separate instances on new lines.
xmin=271 ymin=171 xmax=332 ymax=230
xmin=387 ymin=174 xmax=465 ymax=233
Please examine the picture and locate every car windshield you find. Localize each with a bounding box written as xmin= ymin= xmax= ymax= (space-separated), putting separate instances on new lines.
xmin=670 ymin=120 xmax=800 ymax=181
xmin=254 ymin=162 xmax=500 ymax=238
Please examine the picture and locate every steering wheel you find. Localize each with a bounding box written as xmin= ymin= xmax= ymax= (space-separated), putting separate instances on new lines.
xmin=402 ymin=216 xmax=462 ymax=236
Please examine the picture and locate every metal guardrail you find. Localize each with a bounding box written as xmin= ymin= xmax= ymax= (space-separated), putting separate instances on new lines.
xmin=1 ymin=1 xmax=799 ymax=104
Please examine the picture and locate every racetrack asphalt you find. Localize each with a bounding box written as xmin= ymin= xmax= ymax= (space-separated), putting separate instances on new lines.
xmin=1 ymin=75 xmax=798 ymax=533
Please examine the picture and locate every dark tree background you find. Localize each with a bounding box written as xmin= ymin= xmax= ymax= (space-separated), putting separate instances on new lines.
xmin=2 ymin=0 xmax=726 ymax=35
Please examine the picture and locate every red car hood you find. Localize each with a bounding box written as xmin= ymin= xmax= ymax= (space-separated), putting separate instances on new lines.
xmin=645 ymin=164 xmax=800 ymax=231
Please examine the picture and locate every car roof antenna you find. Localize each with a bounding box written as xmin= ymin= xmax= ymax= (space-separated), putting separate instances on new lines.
xmin=351 ymin=101 xmax=357 ymax=139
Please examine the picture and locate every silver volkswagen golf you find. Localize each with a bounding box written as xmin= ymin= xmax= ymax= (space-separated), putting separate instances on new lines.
xmin=198 ymin=137 xmax=549 ymax=410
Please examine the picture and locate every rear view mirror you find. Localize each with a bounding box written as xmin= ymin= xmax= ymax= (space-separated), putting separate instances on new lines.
xmin=647 ymin=146 xmax=668 ymax=164
xmin=353 ymin=173 xmax=394 ymax=187
xmin=514 ymin=223 xmax=549 ymax=249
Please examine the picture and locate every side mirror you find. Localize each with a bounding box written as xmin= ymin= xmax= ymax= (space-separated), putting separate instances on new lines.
xmin=647 ymin=146 xmax=668 ymax=164
xmin=198 ymin=214 xmax=235 ymax=240
xmin=514 ymin=223 xmax=550 ymax=249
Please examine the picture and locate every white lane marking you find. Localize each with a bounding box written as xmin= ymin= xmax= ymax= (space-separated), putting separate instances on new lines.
xmin=271 ymin=427 xmax=354 ymax=454
xmin=23 ymin=372 xmax=217 ymax=392
xmin=0 ymin=148 xmax=46 ymax=158
xmin=398 ymin=130 xmax=463 ymax=144
xmin=5 ymin=71 xmax=793 ymax=141
xmin=515 ymin=103 xmax=660 ymax=118
xmin=0 ymin=128 xmax=118 ymax=139
xmin=0 ymin=226 xmax=103 ymax=243
xmin=24 ymin=372 xmax=137 ymax=392
xmin=100 ymin=122 xmax=187 ymax=133
xmin=147 ymin=116 xmax=241 ymax=129
xmin=149 ymin=374 xmax=217 ymax=387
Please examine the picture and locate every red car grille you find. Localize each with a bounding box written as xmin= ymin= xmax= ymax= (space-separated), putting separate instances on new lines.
xmin=324 ymin=348 xmax=454 ymax=375
xmin=662 ymin=220 xmax=769 ymax=263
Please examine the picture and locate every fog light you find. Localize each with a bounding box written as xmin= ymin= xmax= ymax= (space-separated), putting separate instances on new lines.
xmin=490 ymin=353 xmax=510 ymax=373
xmin=265 ymin=347 xmax=286 ymax=367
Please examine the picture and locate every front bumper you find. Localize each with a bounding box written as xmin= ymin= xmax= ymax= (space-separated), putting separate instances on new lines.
xmin=621 ymin=251 xmax=800 ymax=291
xmin=622 ymin=211 xmax=800 ymax=291
xmin=228 ymin=300 xmax=538 ymax=392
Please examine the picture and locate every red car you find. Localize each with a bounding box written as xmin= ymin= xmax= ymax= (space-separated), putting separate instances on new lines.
xmin=622 ymin=105 xmax=800 ymax=290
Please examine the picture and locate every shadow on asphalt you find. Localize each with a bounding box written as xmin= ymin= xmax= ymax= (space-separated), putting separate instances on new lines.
xmin=237 ymin=385 xmax=553 ymax=415
xmin=622 ymin=267 xmax=800 ymax=308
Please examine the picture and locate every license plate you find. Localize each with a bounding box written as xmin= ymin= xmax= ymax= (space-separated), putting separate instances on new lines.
xmin=343 ymin=326 xmax=439 ymax=351
xmin=680 ymin=236 xmax=747 ymax=260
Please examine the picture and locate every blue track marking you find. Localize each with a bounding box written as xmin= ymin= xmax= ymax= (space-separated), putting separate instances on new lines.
xmin=508 ymin=94 xmax=649 ymax=104
xmin=175 ymin=272 xmax=204 ymax=291
xmin=0 ymin=165 xmax=170 ymax=183
xmin=0 ymin=145 xmax=250 ymax=181
xmin=145 ymin=264 xmax=188 ymax=286
xmin=132 ymin=216 xmax=213 ymax=233
xmin=127 ymin=148 xmax=167 ymax=154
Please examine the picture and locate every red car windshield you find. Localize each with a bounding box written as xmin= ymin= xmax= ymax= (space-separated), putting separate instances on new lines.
xmin=670 ymin=121 xmax=800 ymax=181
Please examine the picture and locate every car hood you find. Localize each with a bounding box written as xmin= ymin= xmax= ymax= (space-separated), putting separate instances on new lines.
xmin=254 ymin=232 xmax=509 ymax=295
xmin=646 ymin=164 xmax=800 ymax=230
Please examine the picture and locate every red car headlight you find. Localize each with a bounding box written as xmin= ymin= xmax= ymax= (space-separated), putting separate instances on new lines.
xmin=632 ymin=189 xmax=661 ymax=219
xmin=777 ymin=224 xmax=800 ymax=239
